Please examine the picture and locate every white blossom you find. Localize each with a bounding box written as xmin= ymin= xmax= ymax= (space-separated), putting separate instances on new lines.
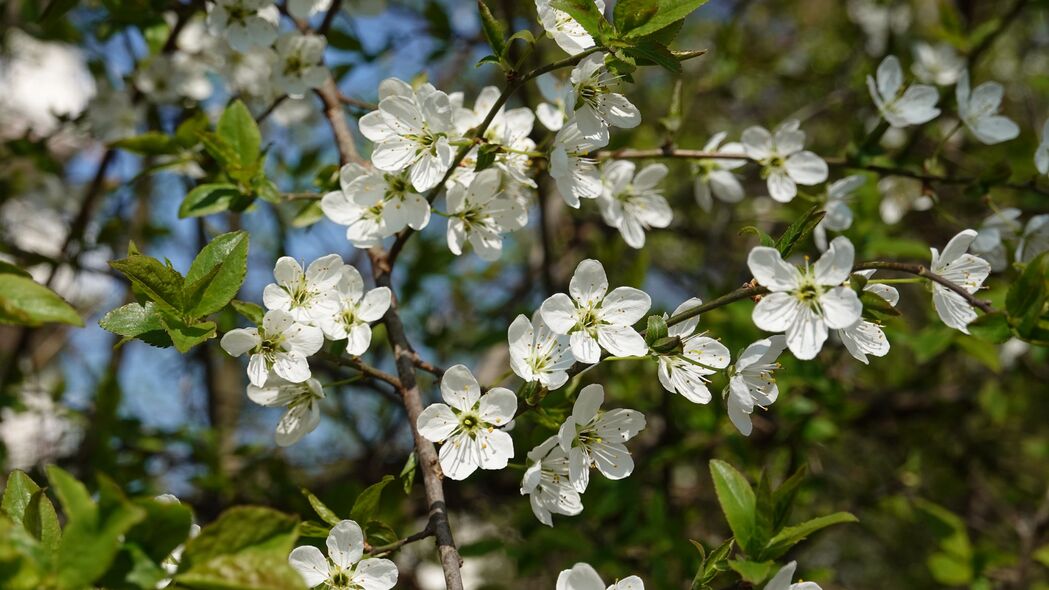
xmin=867 ymin=55 xmax=940 ymax=128
xmin=453 ymin=86 xmax=538 ymax=189
xmin=764 ymin=561 xmax=823 ymax=590
xmin=971 ymin=208 xmax=1022 ymax=271
xmin=535 ymin=0 xmax=605 ymax=56
xmin=271 ymin=33 xmax=328 ymax=98
xmin=930 ymin=229 xmax=991 ymax=334
xmin=911 ymin=42 xmax=964 ymax=86
xmin=321 ymin=163 xmax=431 ymax=248
xmin=521 ymin=436 xmax=583 ymax=527
xmin=742 ymin=120 xmax=828 ymax=203
xmin=692 ymin=132 xmax=747 ymax=211
xmin=956 ymin=70 xmax=1019 ymax=145
xmin=656 ymin=298 xmax=730 ymax=404
xmin=536 ymin=73 xmax=570 ymax=132
xmin=838 ymin=271 xmax=899 ymax=365
xmin=540 ymin=259 xmax=651 ymax=364
xmin=877 ymin=175 xmax=933 ymax=224
xmin=1017 ymin=214 xmax=1049 ymax=264
xmin=597 ymin=161 xmax=672 ymax=249
xmin=508 ymin=312 xmax=575 ymax=390
xmin=85 ymin=85 xmax=143 ymax=142
xmin=416 ymin=365 xmax=517 ymax=480
xmin=550 ymin=121 xmax=609 ymax=207
xmin=134 ymin=54 xmax=212 ymax=104
xmin=247 ymin=377 xmax=325 ymax=446
xmin=446 ymin=168 xmax=528 ymax=261
xmin=359 ymin=79 xmax=458 ymax=192
xmin=289 ymin=520 xmax=397 ymax=590
xmin=726 ymin=336 xmax=787 ymax=436
xmin=287 ymin=0 xmax=332 ymax=20
xmin=317 ymin=265 xmax=392 ymax=354
xmin=556 ymin=562 xmax=644 ymax=590
xmin=814 ymin=175 xmax=865 ymax=251
xmin=262 ymin=254 xmax=343 ymax=323
xmin=1036 ymin=119 xmax=1049 ymax=176
xmin=557 ymin=384 xmax=646 ymax=492
xmin=748 ymin=236 xmax=862 ymax=360
xmin=220 ymin=309 xmax=324 ymax=387
xmin=567 ymin=53 xmax=641 ymax=136
xmin=206 ymin=0 xmax=279 ymax=53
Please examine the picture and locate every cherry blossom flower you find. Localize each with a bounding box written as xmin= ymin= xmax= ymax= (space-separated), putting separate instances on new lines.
xmin=521 ymin=436 xmax=583 ymax=527
xmin=317 ymin=265 xmax=391 ymax=355
xmin=692 ymin=132 xmax=747 ymax=211
xmin=567 ymin=53 xmax=641 ymax=136
xmin=247 ymin=377 xmax=325 ymax=446
xmin=971 ymin=208 xmax=1022 ymax=271
xmin=877 ymin=175 xmax=933 ymax=224
xmin=359 ymin=79 xmax=458 ymax=192
xmin=453 ymin=86 xmax=539 ymax=189
xmin=535 ymin=0 xmax=605 ymax=56
xmin=930 ymin=229 xmax=991 ymax=333
xmin=1017 ymin=214 xmax=1049 ymax=264
xmin=656 ymin=298 xmax=731 ymax=404
xmin=287 ymin=0 xmax=332 ymax=20
xmin=271 ymin=33 xmax=327 ymax=98
xmin=540 ymin=259 xmax=651 ymax=364
xmin=134 ymin=54 xmax=212 ymax=104
xmin=550 ymin=121 xmax=609 ymax=207
xmin=220 ymin=309 xmax=324 ymax=387
xmin=748 ymin=236 xmax=862 ymax=360
xmin=446 ymin=169 xmax=528 ymax=261
xmin=764 ymin=561 xmax=823 ymax=590
xmin=956 ymin=70 xmax=1019 ymax=145
xmin=837 ymin=271 xmax=899 ymax=364
xmin=262 ymin=254 xmax=343 ymax=324
xmin=289 ymin=520 xmax=397 ymax=590
xmin=85 ymin=85 xmax=142 ymax=142
xmin=416 ymin=364 xmax=517 ymax=480
xmin=597 ymin=161 xmax=672 ymax=249
xmin=1036 ymin=119 xmax=1049 ymax=176
xmin=742 ymin=120 xmax=828 ymax=203
xmin=726 ymin=336 xmax=787 ymax=436
xmin=911 ymin=41 xmax=964 ymax=86
xmin=556 ymin=562 xmax=645 ymax=590
xmin=536 ymin=73 xmax=570 ymax=132
xmin=814 ymin=175 xmax=865 ymax=251
xmin=508 ymin=312 xmax=575 ymax=390
xmin=321 ymin=163 xmax=430 ymax=248
xmin=557 ymin=384 xmax=646 ymax=492
xmin=206 ymin=0 xmax=279 ymax=53
xmin=867 ymin=55 xmax=940 ymax=128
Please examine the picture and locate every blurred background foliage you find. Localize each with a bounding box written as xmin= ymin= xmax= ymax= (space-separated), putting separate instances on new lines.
xmin=2 ymin=0 xmax=1049 ymax=588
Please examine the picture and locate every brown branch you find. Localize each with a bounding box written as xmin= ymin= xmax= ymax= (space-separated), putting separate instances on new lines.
xmin=853 ymin=261 xmax=996 ymax=314
xmin=365 ymin=524 xmax=435 ymax=556
xmin=315 ymin=76 xmax=365 ymax=165
xmin=411 ymin=352 xmax=445 ymax=378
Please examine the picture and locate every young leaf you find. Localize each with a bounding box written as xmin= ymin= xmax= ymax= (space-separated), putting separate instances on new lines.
xmin=775 ymin=205 xmax=825 ymax=257
xmin=183 ymin=231 xmax=250 ymax=318
xmin=0 ymin=275 xmax=83 ymax=327
xmin=350 ymin=475 xmax=395 ymax=525
xmin=762 ymin=511 xmax=858 ymax=559
xmin=99 ymin=302 xmax=166 ymax=340
xmin=124 ymin=498 xmax=194 ymax=564
xmin=624 ymin=39 xmax=682 ymax=73
xmin=613 ymin=0 xmax=658 ymax=34
xmin=301 ymin=488 xmax=342 ymax=527
xmin=111 ymin=132 xmax=180 ymax=155
xmin=727 ymin=559 xmax=775 ymax=584
xmin=625 ymin=0 xmax=710 ymax=39
xmin=217 ymin=100 xmax=261 ymax=170
xmin=160 ymin=316 xmax=217 ymax=353
xmin=231 ymin=300 xmax=265 ymax=325
xmin=550 ymin=0 xmax=608 ymax=41
xmin=477 ymin=0 xmax=506 ymax=56
xmin=109 ymin=255 xmax=185 ymax=314
xmin=709 ymin=460 xmax=759 ymax=555
xmin=770 ymin=465 xmax=807 ymax=531
xmin=179 ymin=183 xmax=241 ymax=219
xmin=1 ymin=471 xmax=61 ymax=553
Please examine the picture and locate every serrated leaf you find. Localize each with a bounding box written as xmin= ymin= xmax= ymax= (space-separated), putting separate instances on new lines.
xmin=775 ymin=205 xmax=825 ymax=257
xmin=350 ymin=475 xmax=395 ymax=524
xmin=109 ymin=255 xmax=184 ymax=314
xmin=124 ymin=498 xmax=194 ymax=564
xmin=770 ymin=465 xmax=807 ymax=532
xmin=709 ymin=460 xmax=758 ymax=556
xmin=231 ymin=300 xmax=265 ymax=325
xmin=99 ymin=302 xmax=166 ymax=340
xmin=179 ymin=183 xmax=241 ymax=218
xmin=1006 ymin=251 xmax=1048 ymax=336
xmin=475 ymin=144 xmax=500 ymax=172
xmin=292 ymin=201 xmax=325 ymax=228
xmin=160 ymin=315 xmax=216 ymax=353
xmin=762 ymin=512 xmax=858 ymax=559
xmin=624 ymin=39 xmax=681 ymax=73
xmin=0 ymin=275 xmax=83 ymax=327
xmin=301 ymin=489 xmax=342 ymax=527
xmin=613 ymin=0 xmax=658 ymax=33
xmin=477 ymin=0 xmax=506 ymax=56
xmin=739 ymin=226 xmax=776 ymax=247
xmin=625 ymin=0 xmax=710 ymax=39
xmin=183 ymin=231 xmax=249 ymax=318
xmin=217 ymin=100 xmax=261 ymax=170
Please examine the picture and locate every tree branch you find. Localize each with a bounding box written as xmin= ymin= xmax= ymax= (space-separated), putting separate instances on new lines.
xmin=853 ymin=261 xmax=996 ymax=314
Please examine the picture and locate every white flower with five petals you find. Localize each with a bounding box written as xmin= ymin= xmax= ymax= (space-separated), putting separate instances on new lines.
xmin=247 ymin=377 xmax=325 ymax=446
xmin=726 ymin=336 xmax=787 ymax=436
xmin=262 ymin=254 xmax=343 ymax=323
xmin=597 ymin=161 xmax=672 ymax=249
xmin=971 ymin=208 xmax=1022 ymax=271
xmin=557 ymin=384 xmax=646 ymax=492
xmin=656 ymin=298 xmax=731 ymax=404
xmin=446 ymin=169 xmax=528 ymax=261
xmin=540 ymin=259 xmax=651 ymax=364
xmin=520 ymin=436 xmax=583 ymax=527
xmin=837 ymin=271 xmax=899 ymax=364
xmin=742 ymin=121 xmax=828 ymax=203
xmin=556 ymin=562 xmax=644 ymax=590
xmin=271 ymin=33 xmax=328 ymax=98
xmin=748 ymin=236 xmax=862 ymax=360
xmin=929 ymin=229 xmax=991 ymax=333
xmin=567 ymin=54 xmax=641 ymax=136
xmin=813 ymin=175 xmax=865 ymax=251
xmin=220 ymin=309 xmax=324 ymax=387
xmin=289 ymin=520 xmax=397 ymax=590
xmin=867 ymin=55 xmax=940 ymax=128
xmin=206 ymin=0 xmax=279 ymax=53
xmin=956 ymin=70 xmax=1019 ymax=145
xmin=692 ymin=132 xmax=747 ymax=211
xmin=317 ymin=265 xmax=391 ymax=355
xmin=550 ymin=121 xmax=610 ymax=207
xmin=911 ymin=42 xmax=964 ymax=86
xmin=416 ymin=365 xmax=517 ymax=480
xmin=508 ymin=312 xmax=575 ymax=390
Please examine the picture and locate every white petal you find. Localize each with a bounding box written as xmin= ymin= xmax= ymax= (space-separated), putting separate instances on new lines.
xmin=352 ymin=558 xmax=398 ymax=590
xmin=478 ymin=388 xmax=518 ymax=426
xmin=752 ymin=292 xmax=801 ymax=332
xmin=327 ymin=520 xmax=364 ymax=570
xmin=476 ymin=429 xmax=515 ymax=470
xmin=570 ymin=331 xmax=601 ymax=364
xmin=439 ymin=432 xmax=480 ymax=480
xmin=540 ymin=293 xmax=579 ymax=334
xmin=572 ymin=384 xmax=604 ymax=425
xmin=820 ymin=287 xmax=863 ymax=329
xmin=600 ymin=287 xmax=651 ymax=326
xmin=596 ymin=325 xmax=648 ymax=357
xmin=813 ymin=236 xmax=854 ymax=285
xmin=569 ymin=259 xmax=609 ymax=306
xmin=220 ymin=328 xmax=260 ymax=356
xmin=289 ymin=546 xmax=329 ymax=588
xmin=785 ymin=306 xmax=828 ymax=360
xmin=748 ymin=247 xmax=802 ymax=291
xmin=416 ymin=403 xmax=458 ymax=442
xmin=440 ymin=364 xmax=481 ymax=411
xmin=785 ymin=151 xmax=829 ymax=185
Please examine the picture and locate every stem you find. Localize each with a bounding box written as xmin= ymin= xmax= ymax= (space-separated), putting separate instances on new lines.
xmin=853 ymin=261 xmax=995 ymax=314
xmin=366 ymin=526 xmax=435 ymax=556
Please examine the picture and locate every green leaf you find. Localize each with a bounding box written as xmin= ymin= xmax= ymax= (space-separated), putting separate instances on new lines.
xmin=727 ymin=559 xmax=775 ymax=584
xmin=2 ymin=471 xmax=61 ymax=554
xmin=625 ymin=0 xmax=710 ymax=39
xmin=183 ymin=231 xmax=250 ymax=318
xmin=124 ymin=498 xmax=194 ymax=564
xmin=99 ymin=301 xmax=166 ymax=340
xmin=709 ymin=460 xmax=758 ymax=555
xmin=967 ymin=312 xmax=1011 ymax=344
xmin=860 ymin=290 xmax=901 ymax=318
xmin=770 ymin=465 xmax=807 ymax=531
xmin=1006 ymin=251 xmax=1048 ymax=337
xmin=217 ymin=100 xmax=261 ymax=170
xmin=613 ymin=0 xmax=658 ymax=34
xmin=550 ymin=0 xmax=608 ymax=41
xmin=301 ymin=489 xmax=342 ymax=527
xmin=160 ymin=315 xmax=217 ymax=353
xmin=179 ymin=183 xmax=242 ymax=218
xmin=175 ymin=111 xmax=210 ymax=148
xmin=0 ymin=517 xmax=48 ymax=590
xmin=109 ymin=254 xmax=185 ymax=314
xmin=175 ymin=506 xmax=306 ymax=590
xmin=624 ymin=39 xmax=682 ymax=73
xmin=400 ymin=452 xmax=417 ymax=495
xmin=292 ymin=201 xmax=325 ymax=228
xmin=298 ymin=521 xmax=331 ymax=538
xmin=474 ymin=144 xmax=500 ymax=172
xmin=763 ymin=512 xmax=858 ymax=559
xmin=350 ymin=475 xmax=395 ymax=525
xmin=477 ymin=0 xmax=506 ymax=56
xmin=0 ymin=261 xmax=31 ymax=277
xmin=739 ymin=226 xmax=776 ymax=248
xmin=775 ymin=205 xmax=825 ymax=258
xmin=644 ymin=314 xmax=669 ymax=346
xmin=47 ymin=467 xmax=147 ymax=590
xmin=0 ymin=275 xmax=83 ymax=327
xmin=231 ymin=300 xmax=265 ymax=325
xmin=111 ymin=132 xmax=180 ymax=155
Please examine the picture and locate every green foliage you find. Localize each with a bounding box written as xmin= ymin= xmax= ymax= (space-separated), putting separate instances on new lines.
xmin=174 ymin=507 xmax=306 ymax=590
xmin=302 ymin=488 xmax=343 ymax=527
xmin=1006 ymin=252 xmax=1049 ymax=344
xmin=0 ymin=266 xmax=83 ymax=327
xmin=350 ymin=475 xmax=396 ymax=524
xmin=774 ymin=205 xmax=825 ymax=258
xmin=2 ymin=471 xmax=61 ymax=557
xmin=620 ymin=0 xmax=710 ymax=39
